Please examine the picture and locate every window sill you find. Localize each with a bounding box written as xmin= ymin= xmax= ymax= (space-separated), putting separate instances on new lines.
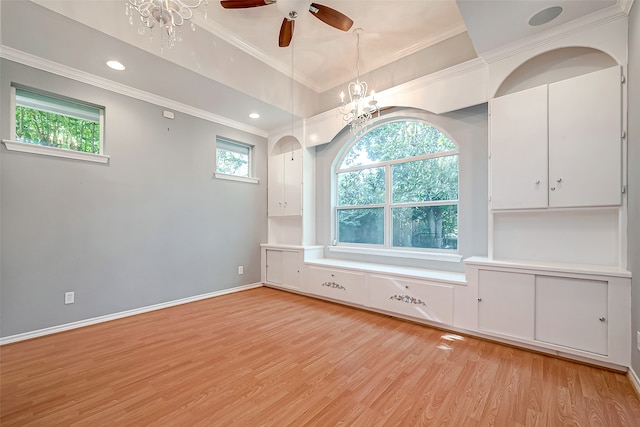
xmin=327 ymin=245 xmax=463 ymax=263
xmin=214 ymin=173 xmax=259 ymax=184
xmin=2 ymin=140 xmax=109 ymax=164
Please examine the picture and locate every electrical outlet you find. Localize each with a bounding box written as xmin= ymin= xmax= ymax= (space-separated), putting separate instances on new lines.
xmin=64 ymin=291 xmax=75 ymax=305
xmin=238 ymin=266 xmax=244 ymax=275
xmin=637 ymin=331 xmax=640 ymax=351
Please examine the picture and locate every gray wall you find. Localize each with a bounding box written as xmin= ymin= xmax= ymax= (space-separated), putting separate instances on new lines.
xmin=314 ymin=105 xmax=488 ymax=273
xmin=628 ymin=2 xmax=640 ymax=377
xmin=0 ymin=59 xmax=267 ymax=338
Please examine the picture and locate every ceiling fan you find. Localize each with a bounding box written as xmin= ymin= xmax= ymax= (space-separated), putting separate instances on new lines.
xmin=220 ymin=0 xmax=354 ymax=47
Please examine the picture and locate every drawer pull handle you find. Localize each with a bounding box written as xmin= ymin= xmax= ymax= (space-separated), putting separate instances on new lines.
xmin=477 ymin=298 xmax=482 ymax=302
xmin=599 ymin=317 xmax=606 ymax=322
xmin=322 ymin=281 xmax=345 ymax=290
xmin=390 ymin=294 xmax=426 ymax=306
xmin=331 ymin=274 xmax=335 ymax=277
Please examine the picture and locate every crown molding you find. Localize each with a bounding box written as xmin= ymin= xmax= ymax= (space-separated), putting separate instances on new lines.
xmin=617 ymin=0 xmax=635 ymax=15
xmin=0 ymin=45 xmax=268 ymax=138
xmin=365 ymin=25 xmax=468 ymax=77
xmin=381 ymin=57 xmax=487 ymax=99
xmin=480 ymin=4 xmax=629 ymax=64
xmin=194 ymin=12 xmax=467 ymax=94
xmin=317 ymin=25 xmax=468 ymax=93
xmin=193 ymin=13 xmax=322 ymax=92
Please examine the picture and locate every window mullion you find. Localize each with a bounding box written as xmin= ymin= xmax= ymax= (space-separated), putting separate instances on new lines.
xmin=385 ymin=163 xmax=391 ymax=248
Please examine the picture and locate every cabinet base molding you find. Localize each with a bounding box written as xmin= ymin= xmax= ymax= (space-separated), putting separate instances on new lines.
xmin=629 ymin=367 xmax=640 ymax=398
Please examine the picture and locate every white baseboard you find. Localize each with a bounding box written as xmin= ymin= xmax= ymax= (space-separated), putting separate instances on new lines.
xmin=0 ymin=283 xmax=263 ymax=345
xmin=629 ymin=366 xmax=640 ymax=397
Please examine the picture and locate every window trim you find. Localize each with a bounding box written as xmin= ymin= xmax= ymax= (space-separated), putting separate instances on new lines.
xmin=333 ymin=119 xmax=460 ymax=256
xmin=214 ymin=136 xmax=258 ymax=183
xmin=6 ymin=86 xmax=109 ymax=163
xmin=2 ymin=139 xmax=110 ymax=163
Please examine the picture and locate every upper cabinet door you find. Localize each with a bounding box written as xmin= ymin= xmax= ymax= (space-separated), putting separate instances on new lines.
xmin=283 ymin=148 xmax=303 ymax=216
xmin=490 ymin=85 xmax=549 ymax=210
xmin=548 ymin=66 xmax=622 ymax=208
xmin=268 ymin=152 xmax=285 ymax=216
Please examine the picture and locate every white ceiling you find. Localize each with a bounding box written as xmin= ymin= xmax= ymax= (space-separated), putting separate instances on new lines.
xmin=3 ymin=0 xmax=630 ymax=133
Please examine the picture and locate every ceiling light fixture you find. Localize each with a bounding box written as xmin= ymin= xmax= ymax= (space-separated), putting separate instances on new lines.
xmin=338 ymin=28 xmax=378 ymax=132
xmin=249 ymin=112 xmax=260 ymax=119
xmin=106 ymin=60 xmax=126 ymax=71
xmin=125 ymin=0 xmax=208 ymax=49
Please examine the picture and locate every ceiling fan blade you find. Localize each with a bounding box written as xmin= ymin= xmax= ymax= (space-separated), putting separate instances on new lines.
xmin=279 ymin=18 xmax=294 ymax=47
xmin=308 ymin=3 xmax=353 ymax=32
xmin=220 ymin=0 xmax=274 ymax=9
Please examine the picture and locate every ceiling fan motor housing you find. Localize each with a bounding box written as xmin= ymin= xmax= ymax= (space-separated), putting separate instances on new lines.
xmin=276 ymin=0 xmax=308 ymax=20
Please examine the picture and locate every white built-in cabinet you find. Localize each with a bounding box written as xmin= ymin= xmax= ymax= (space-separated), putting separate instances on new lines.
xmin=467 ymin=258 xmax=630 ymax=367
xmin=268 ymin=147 xmax=302 ymax=217
xmin=489 ymin=66 xmax=622 ymax=210
xmin=264 ymin=248 xmax=301 ymax=290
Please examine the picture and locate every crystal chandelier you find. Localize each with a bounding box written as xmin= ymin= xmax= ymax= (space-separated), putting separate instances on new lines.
xmin=338 ymin=28 xmax=379 ymax=131
xmin=125 ymin=0 xmax=208 ymax=49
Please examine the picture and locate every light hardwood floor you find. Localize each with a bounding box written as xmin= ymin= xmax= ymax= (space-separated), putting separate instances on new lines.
xmin=1 ymin=287 xmax=639 ymax=426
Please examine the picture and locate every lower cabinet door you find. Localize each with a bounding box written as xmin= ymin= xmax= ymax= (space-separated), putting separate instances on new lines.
xmin=281 ymin=251 xmax=300 ymax=288
xmin=478 ymin=270 xmax=535 ymax=340
xmin=307 ymin=266 xmax=365 ymax=305
xmin=535 ymin=276 xmax=608 ymax=355
xmin=367 ymin=275 xmax=454 ymax=325
xmin=265 ymin=249 xmax=283 ymax=284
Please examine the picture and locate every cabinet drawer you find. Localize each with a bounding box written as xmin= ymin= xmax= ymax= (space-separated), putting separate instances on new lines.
xmin=307 ymin=266 xmax=365 ymax=305
xmin=367 ymin=275 xmax=454 ymax=325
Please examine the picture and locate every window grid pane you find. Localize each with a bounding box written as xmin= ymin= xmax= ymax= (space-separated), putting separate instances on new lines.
xmin=392 ymin=205 xmax=458 ymax=250
xmin=392 ymin=155 xmax=459 ymax=204
xmin=337 ymin=208 xmax=384 ymax=245
xmin=337 ymin=167 xmax=386 ymax=206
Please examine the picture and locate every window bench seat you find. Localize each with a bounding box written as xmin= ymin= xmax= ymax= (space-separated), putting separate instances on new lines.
xmin=303 ymin=258 xmax=467 ymax=286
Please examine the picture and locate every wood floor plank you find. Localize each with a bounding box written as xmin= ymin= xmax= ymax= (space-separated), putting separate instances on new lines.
xmin=1 ymin=287 xmax=639 ymax=426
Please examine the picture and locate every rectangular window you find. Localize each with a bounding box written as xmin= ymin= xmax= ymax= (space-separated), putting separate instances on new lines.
xmin=14 ymin=87 xmax=103 ymax=154
xmin=216 ymin=137 xmax=252 ymax=178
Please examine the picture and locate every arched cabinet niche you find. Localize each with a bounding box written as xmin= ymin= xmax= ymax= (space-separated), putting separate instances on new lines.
xmin=488 ymin=47 xmax=625 ymax=266
xmin=267 ymin=135 xmax=304 ymax=246
xmin=269 ymin=136 xmax=302 ymax=217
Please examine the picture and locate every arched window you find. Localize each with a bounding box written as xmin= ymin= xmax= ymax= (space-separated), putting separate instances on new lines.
xmin=335 ymin=120 xmax=459 ymax=250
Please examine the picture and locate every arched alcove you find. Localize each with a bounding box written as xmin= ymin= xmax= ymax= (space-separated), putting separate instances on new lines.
xmin=495 ymin=47 xmax=618 ymax=97
xmin=271 ymin=135 xmax=301 ymax=156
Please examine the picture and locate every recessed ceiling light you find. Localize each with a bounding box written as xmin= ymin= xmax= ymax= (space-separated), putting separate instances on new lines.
xmin=528 ymin=6 xmax=563 ymax=27
xmin=106 ymin=60 xmax=125 ymax=71
xmin=249 ymin=113 xmax=260 ymax=119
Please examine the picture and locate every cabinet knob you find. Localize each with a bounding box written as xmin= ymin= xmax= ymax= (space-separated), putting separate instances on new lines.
xmin=331 ymin=274 xmax=335 ymax=277
xmin=283 ymin=202 xmax=288 ymax=208
xmin=405 ymin=285 xmax=409 ymax=289
xmin=550 ymin=187 xmax=556 ymax=191
xmin=477 ymin=298 xmax=482 ymax=302
xmin=556 ymin=178 xmax=562 ymax=183
xmin=278 ymin=202 xmax=282 ymax=206
xmin=534 ymin=180 xmax=540 ymax=185
xmin=599 ymin=317 xmax=606 ymax=322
